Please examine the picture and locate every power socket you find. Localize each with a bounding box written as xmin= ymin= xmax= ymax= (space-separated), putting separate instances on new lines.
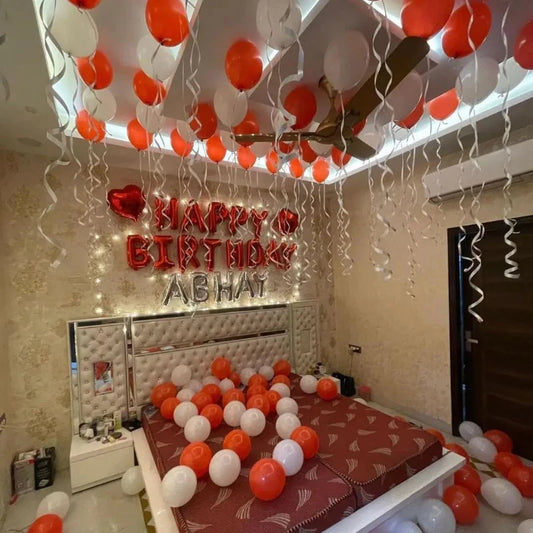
xmin=0 ymin=412 xmax=6 ymax=435
xmin=349 ymin=344 xmax=362 ymax=354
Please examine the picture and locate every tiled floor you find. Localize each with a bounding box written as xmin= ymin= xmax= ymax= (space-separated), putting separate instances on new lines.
xmin=2 ymin=404 xmax=532 ymax=533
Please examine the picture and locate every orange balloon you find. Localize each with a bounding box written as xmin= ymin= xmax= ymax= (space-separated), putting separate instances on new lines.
xmin=397 ymin=97 xmax=424 ymax=129
xmin=69 ymin=0 xmax=101 ymax=7
xmin=232 ymin=111 xmax=259 ymax=147
xmin=264 ymin=390 xmax=281 ymax=413
xmin=179 ymin=442 xmax=212 ymax=478
xmin=484 ymin=429 xmax=513 ymax=453
xmin=312 ymin=158 xmax=329 ymax=183
xmin=246 ymin=384 xmax=267 ymax=400
xmin=443 ymin=484 xmax=479 ymax=525
xmin=250 ymin=459 xmax=286 ymax=501
xmin=444 ymin=442 xmax=470 ymax=460
xmin=352 ymin=118 xmax=366 ymax=136
xmin=77 ymin=50 xmax=113 ymax=89
xmin=247 ymin=394 xmax=270 ymax=416
xmin=248 ymin=374 xmax=268 ymax=389
xmin=229 ymin=372 xmax=241 ymax=388
xmin=223 ymin=429 xmax=251 ymax=461
xmin=425 ymin=428 xmax=445 ymax=446
xmin=76 ymin=110 xmax=105 ymax=142
xmin=289 ymin=158 xmax=304 ymax=179
xmin=515 ymin=20 xmax=533 ymax=70
xmin=170 ymin=128 xmax=193 ymax=157
xmin=191 ymin=392 xmax=212 ymax=413
xmin=28 ymin=514 xmax=63 ymax=533
xmin=284 ymin=85 xmax=317 ymax=130
xmin=442 ymin=1 xmax=492 ymax=59
xmin=401 ymin=0 xmax=454 ymax=39
xmin=211 ymin=357 xmax=231 ymax=379
xmin=206 ymin=135 xmax=226 ymax=163
xmin=494 ymin=452 xmax=523 ymax=477
xmin=222 ymin=388 xmax=246 ymax=408
xmin=454 ymin=465 xmax=481 ymax=495
xmin=133 ymin=70 xmax=167 ymax=106
xmin=266 ymin=150 xmax=279 ymax=174
xmin=202 ymin=384 xmax=222 ymax=404
xmin=299 ymin=140 xmax=317 ymax=163
xmin=200 ymin=403 xmax=223 ymax=429
xmin=273 ymin=360 xmax=291 ymax=376
xmin=290 ymin=426 xmax=320 ymax=459
xmin=276 ymin=140 xmax=295 ymax=154
xmin=428 ymin=88 xmax=459 ymax=121
xmin=331 ymin=147 xmax=351 ymax=168
xmin=160 ymin=397 xmax=180 ymax=420
xmin=145 ymin=0 xmax=189 ymax=47
xmin=317 ymin=378 xmax=337 ymax=401
xmin=150 ymin=382 xmax=177 ymax=408
xmin=225 ymin=39 xmax=263 ymax=91
xmin=508 ymin=465 xmax=533 ymax=497
xmin=189 ymin=102 xmax=218 ymax=140
xmin=271 ymin=375 xmax=290 ymax=387
xmin=127 ymin=119 xmax=153 ymax=150
xmin=237 ymin=146 xmax=257 ymax=169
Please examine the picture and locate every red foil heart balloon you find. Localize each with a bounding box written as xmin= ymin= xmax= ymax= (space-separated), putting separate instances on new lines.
xmin=107 ymin=185 xmax=146 ymax=221
xmin=276 ymin=208 xmax=299 ymax=236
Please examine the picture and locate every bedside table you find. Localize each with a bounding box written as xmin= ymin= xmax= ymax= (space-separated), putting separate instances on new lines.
xmin=70 ymin=428 xmax=134 ymax=493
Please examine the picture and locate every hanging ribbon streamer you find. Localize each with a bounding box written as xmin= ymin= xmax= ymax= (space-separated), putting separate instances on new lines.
xmin=0 ymin=0 xmax=10 ymax=102
xmin=309 ymin=180 xmax=319 ymax=274
xmin=320 ymin=184 xmax=334 ymax=285
xmin=404 ymin=146 xmax=420 ymax=297
xmin=433 ymin=121 xmax=445 ymax=226
xmin=298 ymin=179 xmax=311 ymax=284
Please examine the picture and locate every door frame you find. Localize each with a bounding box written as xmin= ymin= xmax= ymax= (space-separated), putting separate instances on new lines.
xmin=447 ymin=214 xmax=533 ymax=436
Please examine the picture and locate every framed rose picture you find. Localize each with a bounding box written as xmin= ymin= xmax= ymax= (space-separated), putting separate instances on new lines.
xmin=93 ymin=361 xmax=114 ymax=396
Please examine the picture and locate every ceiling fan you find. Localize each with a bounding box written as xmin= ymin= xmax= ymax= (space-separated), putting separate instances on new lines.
xmin=233 ymin=36 xmax=430 ymax=160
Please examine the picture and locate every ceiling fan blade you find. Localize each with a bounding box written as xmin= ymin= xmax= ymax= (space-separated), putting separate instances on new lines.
xmin=233 ymin=131 xmax=330 ymax=145
xmin=334 ymin=137 xmax=376 ymax=161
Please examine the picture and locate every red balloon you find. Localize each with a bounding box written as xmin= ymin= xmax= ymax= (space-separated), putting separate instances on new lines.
xmin=271 ymin=375 xmax=290 ymax=387
xmin=127 ymin=119 xmax=153 ymax=150
xmin=222 ymin=388 xmax=246 ymax=407
xmin=443 ymin=484 xmax=479 ymax=525
xmin=201 ymin=384 xmax=222 ymax=404
xmin=428 ymin=88 xmax=459 ymax=121
xmin=76 ymin=50 xmax=113 ymax=89
xmin=290 ymin=426 xmax=320 ymax=459
xmin=425 ymin=428 xmax=445 ymax=446
xmin=299 ymin=140 xmax=318 ymax=163
xmin=273 ymin=360 xmax=291 ymax=376
xmin=248 ymin=374 xmax=268 ymax=388
xmin=442 ymin=1 xmax=492 ymax=59
xmin=331 ymin=147 xmax=351 ymax=168
xmin=312 ymin=158 xmax=329 ymax=183
xmin=28 ymin=514 xmax=63 ymax=533
xmin=401 ymin=0 xmax=454 ymax=39
xmin=237 ymin=146 xmax=257 ymax=169
xmin=180 ymin=442 xmax=212 ymax=478
xmin=284 ymin=85 xmax=317 ymax=130
xmin=266 ymin=150 xmax=279 ymax=174
xmin=76 ymin=110 xmax=105 ymax=142
xmin=133 ymin=70 xmax=167 ymax=106
xmin=494 ymin=452 xmax=523 ymax=477
xmin=352 ymin=118 xmax=366 ymax=136
xmin=247 ymin=394 xmax=270 ymax=416
xmin=107 ymin=185 xmax=146 ymax=221
xmin=160 ymin=397 xmax=180 ymax=420
xmin=515 ymin=20 xmax=533 ymax=70
xmin=276 ymin=140 xmax=295 ymax=154
xmin=317 ymin=378 xmax=337 ymax=401
xmin=229 ymin=372 xmax=241 ymax=388
xmin=249 ymin=459 xmax=286 ymax=501
xmin=225 ymin=39 xmax=263 ymax=91
xmin=200 ymin=403 xmax=223 ymax=429
xmin=189 ymin=102 xmax=218 ymax=140
xmin=289 ymin=158 xmax=304 ymax=179
xmin=206 ymin=135 xmax=226 ymax=163
xmin=191 ymin=392 xmax=212 ymax=413
xmin=264 ymin=390 xmax=281 ymax=413
xmin=276 ymin=208 xmax=299 ymax=236
xmin=246 ymin=384 xmax=267 ymax=399
xmin=150 ymin=382 xmax=177 ymax=408
xmin=211 ymin=357 xmax=231 ymax=379
xmin=397 ymin=97 xmax=424 ymax=129
xmin=68 ymin=0 xmax=101 ymax=8
xmin=454 ymin=464 xmax=481 ymax=495
xmin=484 ymin=429 xmax=513 ymax=453
xmin=146 ymin=0 xmax=189 ymax=47
xmin=232 ymin=111 xmax=260 ymax=147
xmin=170 ymin=128 xmax=193 ymax=157
xmin=508 ymin=465 xmax=533 ymax=497
xmin=223 ymin=429 xmax=251 ymax=461
xmin=444 ymin=442 xmax=470 ymax=460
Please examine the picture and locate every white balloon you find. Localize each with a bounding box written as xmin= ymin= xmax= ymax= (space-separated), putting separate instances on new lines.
xmin=456 ymin=57 xmax=499 ymax=107
xmin=324 ymin=31 xmax=370 ymax=92
xmin=299 ymin=375 xmax=318 ymax=394
xmin=395 ymin=521 xmax=423 ymax=533
xmin=481 ymin=478 xmax=523 ymax=515
xmin=137 ymin=34 xmax=176 ymax=81
xmin=136 ymin=102 xmax=162 ymax=133
xmin=177 ymin=388 xmax=195 ymax=402
xmin=416 ymin=498 xmax=456 ymax=533
xmin=36 ymin=491 xmax=70 ymax=519
xmin=256 ymin=0 xmax=302 ymax=50
xmin=468 ymin=436 xmax=497 ymax=463
xmin=276 ymin=412 xmax=301 ymax=439
xmin=270 ymin=383 xmax=290 ymax=398
xmin=178 ymin=121 xmax=196 ymax=143
xmin=224 ymin=400 xmax=246 ymax=427
xmin=219 ymin=129 xmax=237 ymax=153
xmin=251 ymin=142 xmax=270 ymax=158
xmin=171 ymin=365 xmax=192 ymax=387
xmin=276 ymin=397 xmax=298 ymax=416
xmin=240 ymin=408 xmax=266 ymax=437
xmin=161 ymin=465 xmax=197 ymax=508
xmin=184 ymin=415 xmax=211 ymax=443
xmin=120 ymin=467 xmax=145 ymax=496
xmin=458 ymin=421 xmax=483 ymax=443
xmin=358 ymin=127 xmax=385 ymax=153
xmin=214 ymin=84 xmax=248 ymax=127
xmin=387 ymin=72 xmax=423 ymax=121
xmin=49 ymin=1 xmax=98 ymax=58
xmin=258 ymin=365 xmax=275 ymax=381
xmin=308 ymin=141 xmax=330 ymax=156
xmin=83 ymin=88 xmax=116 ymax=122
xmin=219 ymin=378 xmax=234 ymax=394
xmin=495 ymin=57 xmax=528 ymax=95
xmin=173 ymin=401 xmax=198 ymax=427
xmin=202 ymin=376 xmax=220 ymax=386
xmin=518 ymin=519 xmax=533 ymax=533
xmin=273 ymin=439 xmax=304 ymax=476
xmin=240 ymin=368 xmax=256 ymax=386
xmin=209 ymin=449 xmax=241 ymax=487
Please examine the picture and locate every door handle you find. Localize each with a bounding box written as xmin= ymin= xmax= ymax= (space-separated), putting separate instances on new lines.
xmin=465 ymin=338 xmax=479 ymax=345
xmin=465 ymin=330 xmax=478 ymax=352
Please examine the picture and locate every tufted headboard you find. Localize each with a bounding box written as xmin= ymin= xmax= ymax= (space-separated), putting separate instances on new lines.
xmin=69 ymin=301 xmax=319 ymax=434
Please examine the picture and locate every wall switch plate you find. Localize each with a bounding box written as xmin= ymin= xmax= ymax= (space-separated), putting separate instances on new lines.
xmin=0 ymin=412 xmax=6 ymax=434
xmin=349 ymin=344 xmax=362 ymax=354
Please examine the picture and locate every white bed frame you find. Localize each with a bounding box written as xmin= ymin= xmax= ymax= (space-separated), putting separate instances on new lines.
xmin=70 ymin=303 xmax=464 ymax=532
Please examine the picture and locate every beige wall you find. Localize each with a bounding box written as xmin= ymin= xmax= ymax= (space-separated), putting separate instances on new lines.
xmin=331 ymin=164 xmax=533 ymax=428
